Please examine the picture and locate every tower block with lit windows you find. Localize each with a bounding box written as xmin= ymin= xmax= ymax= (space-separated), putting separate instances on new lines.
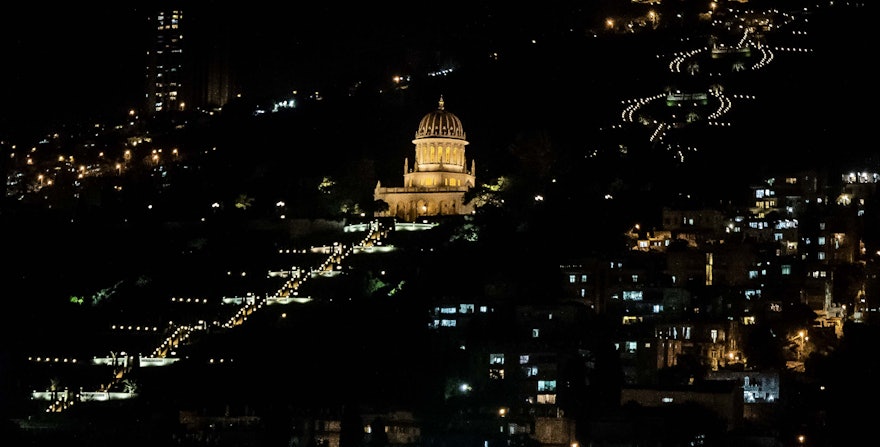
xmin=144 ymin=6 xmax=233 ymax=117
xmin=374 ymin=97 xmax=476 ymax=221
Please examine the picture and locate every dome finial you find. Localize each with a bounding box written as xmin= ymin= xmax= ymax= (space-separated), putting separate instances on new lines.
xmin=438 ymin=95 xmax=445 ymax=111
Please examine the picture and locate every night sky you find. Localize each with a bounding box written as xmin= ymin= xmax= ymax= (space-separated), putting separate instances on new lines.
xmin=0 ymin=1 xmax=875 ymax=163
xmin=0 ymin=3 xmax=501 ymax=138
xmin=1 ymin=4 xmax=148 ymax=136
xmin=0 ymin=2 xmax=634 ymax=141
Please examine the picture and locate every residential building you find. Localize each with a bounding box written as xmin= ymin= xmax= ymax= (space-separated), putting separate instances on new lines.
xmin=144 ymin=5 xmax=234 ymax=118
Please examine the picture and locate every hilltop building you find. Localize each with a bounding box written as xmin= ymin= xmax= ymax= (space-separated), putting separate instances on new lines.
xmin=374 ymin=97 xmax=477 ymax=221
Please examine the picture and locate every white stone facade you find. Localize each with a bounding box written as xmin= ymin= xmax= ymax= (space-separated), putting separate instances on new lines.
xmin=375 ymin=96 xmax=476 ymax=221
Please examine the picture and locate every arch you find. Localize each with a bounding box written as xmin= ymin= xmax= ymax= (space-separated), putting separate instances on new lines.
xmin=416 ymin=199 xmax=430 ymax=217
xmin=442 ymin=200 xmax=456 ymax=215
xmin=395 ymin=202 xmax=407 ymax=220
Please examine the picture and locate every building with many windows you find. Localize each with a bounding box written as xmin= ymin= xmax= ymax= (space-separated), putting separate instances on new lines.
xmin=144 ymin=5 xmax=233 ymax=117
xmin=145 ymin=7 xmax=186 ymax=115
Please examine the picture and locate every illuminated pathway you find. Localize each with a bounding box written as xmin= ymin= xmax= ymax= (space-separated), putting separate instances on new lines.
xmin=36 ymin=219 xmax=394 ymax=413
xmin=609 ymin=9 xmax=813 ymax=157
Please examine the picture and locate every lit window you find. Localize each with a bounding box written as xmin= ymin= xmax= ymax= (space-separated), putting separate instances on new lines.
xmin=490 ymin=353 xmax=505 ymax=365
xmin=818 ymin=252 xmax=825 ymax=260
xmin=537 ymin=380 xmax=556 ymax=392
xmin=782 ymin=265 xmax=791 ymax=275
xmin=818 ymin=236 xmax=826 ymax=246
xmin=569 ymin=274 xmax=576 ymax=284
xmin=536 ymin=394 xmax=556 ymax=404
xmin=632 ymin=274 xmax=639 ymax=283
xmin=532 ymin=329 xmax=540 ymax=338
xmin=623 ymin=291 xmax=643 ymax=301
xmin=581 ymin=274 xmax=588 ymax=282
xmin=489 ymin=368 xmax=504 ymax=380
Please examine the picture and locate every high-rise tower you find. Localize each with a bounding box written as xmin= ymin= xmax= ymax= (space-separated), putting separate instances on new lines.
xmin=144 ymin=5 xmax=233 ymax=117
xmin=145 ymin=8 xmax=186 ymax=115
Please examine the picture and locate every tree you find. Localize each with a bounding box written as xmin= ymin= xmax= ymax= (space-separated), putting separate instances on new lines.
xmin=371 ymin=199 xmax=389 ymax=216
xmin=742 ymin=323 xmax=787 ymax=370
xmin=121 ymin=379 xmax=138 ymax=394
xmin=234 ymin=193 xmax=255 ymax=210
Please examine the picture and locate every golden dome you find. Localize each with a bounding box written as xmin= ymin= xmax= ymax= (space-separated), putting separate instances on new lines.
xmin=414 ymin=96 xmax=466 ymax=140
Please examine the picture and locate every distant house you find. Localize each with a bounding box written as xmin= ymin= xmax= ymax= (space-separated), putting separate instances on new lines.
xmin=620 ymin=380 xmax=744 ymax=432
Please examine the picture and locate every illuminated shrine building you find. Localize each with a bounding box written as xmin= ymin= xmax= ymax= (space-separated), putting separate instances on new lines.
xmin=374 ymin=97 xmax=476 ymax=221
